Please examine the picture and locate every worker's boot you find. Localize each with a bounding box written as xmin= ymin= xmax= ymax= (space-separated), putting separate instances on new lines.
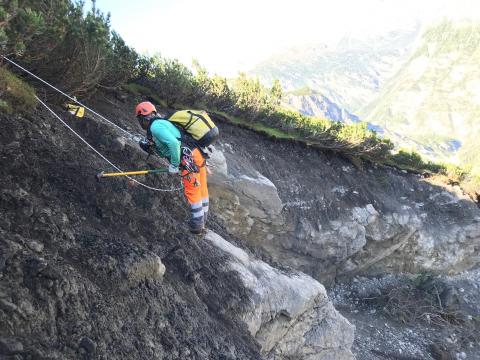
xmin=189 ymin=216 xmax=204 ymax=235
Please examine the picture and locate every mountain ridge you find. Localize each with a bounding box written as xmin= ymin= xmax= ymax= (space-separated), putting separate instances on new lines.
xmin=250 ymin=27 xmax=420 ymax=112
xmin=361 ymin=19 xmax=480 ymax=170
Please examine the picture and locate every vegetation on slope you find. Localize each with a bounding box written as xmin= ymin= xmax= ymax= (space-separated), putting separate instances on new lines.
xmin=1 ymin=1 xmax=478 ymax=196
xmin=0 ymin=66 xmax=36 ymax=113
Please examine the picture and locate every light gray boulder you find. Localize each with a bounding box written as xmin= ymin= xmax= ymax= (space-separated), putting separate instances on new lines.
xmin=205 ymin=231 xmax=354 ymax=360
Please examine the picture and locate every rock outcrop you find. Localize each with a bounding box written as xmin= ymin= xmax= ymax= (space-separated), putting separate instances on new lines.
xmin=209 ymin=122 xmax=480 ymax=283
xmin=0 ymin=100 xmax=356 ymax=359
xmin=206 ymin=231 xmax=354 ymax=359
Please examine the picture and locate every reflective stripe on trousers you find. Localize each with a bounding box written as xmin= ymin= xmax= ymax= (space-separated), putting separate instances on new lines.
xmin=202 ymin=198 xmax=209 ymax=213
xmin=190 ymin=201 xmax=204 ymax=218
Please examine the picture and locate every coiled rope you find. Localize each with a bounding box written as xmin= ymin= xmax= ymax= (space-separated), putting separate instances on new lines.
xmin=2 ymin=55 xmax=182 ymax=192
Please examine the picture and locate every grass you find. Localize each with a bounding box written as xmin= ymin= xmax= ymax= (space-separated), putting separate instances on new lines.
xmin=383 ymin=149 xmax=444 ymax=174
xmin=0 ymin=66 xmax=37 ymax=114
xmin=210 ymin=110 xmax=296 ymax=140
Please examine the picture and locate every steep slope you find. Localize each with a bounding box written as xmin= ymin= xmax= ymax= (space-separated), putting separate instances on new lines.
xmin=1 ymin=89 xmax=479 ymax=359
xmin=0 ymin=104 xmax=260 ymax=359
xmin=250 ymin=28 xmax=420 ymax=112
xmin=361 ymin=19 xmax=480 ymax=169
xmin=0 ymin=95 xmax=354 ymax=359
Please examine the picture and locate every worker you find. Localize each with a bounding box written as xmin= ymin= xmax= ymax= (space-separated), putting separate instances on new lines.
xmin=135 ymin=101 xmax=209 ymax=234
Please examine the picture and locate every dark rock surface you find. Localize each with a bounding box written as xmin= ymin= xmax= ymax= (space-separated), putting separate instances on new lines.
xmin=0 ymin=93 xmax=355 ymax=359
xmin=0 ymin=103 xmax=263 ymax=359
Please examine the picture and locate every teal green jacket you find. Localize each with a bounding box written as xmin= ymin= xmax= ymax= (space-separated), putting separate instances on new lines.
xmin=150 ymin=119 xmax=181 ymax=167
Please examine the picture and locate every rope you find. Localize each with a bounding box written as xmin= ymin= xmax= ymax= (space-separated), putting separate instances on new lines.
xmin=2 ymin=55 xmax=181 ymax=192
xmin=2 ymin=55 xmax=135 ymax=138
xmin=36 ymin=96 xmax=183 ymax=192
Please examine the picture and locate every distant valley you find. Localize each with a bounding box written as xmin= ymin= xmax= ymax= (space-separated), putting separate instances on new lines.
xmin=253 ymin=20 xmax=480 ymax=171
xmin=250 ymin=26 xmax=420 ymax=113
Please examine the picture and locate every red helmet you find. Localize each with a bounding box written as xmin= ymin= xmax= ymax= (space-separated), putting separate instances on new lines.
xmin=135 ymin=101 xmax=156 ymax=117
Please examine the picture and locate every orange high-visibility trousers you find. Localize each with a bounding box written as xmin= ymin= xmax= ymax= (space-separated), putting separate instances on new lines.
xmin=181 ymin=148 xmax=209 ymax=230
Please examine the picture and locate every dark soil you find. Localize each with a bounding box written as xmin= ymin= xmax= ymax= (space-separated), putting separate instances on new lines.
xmin=0 ymin=95 xmax=262 ymax=359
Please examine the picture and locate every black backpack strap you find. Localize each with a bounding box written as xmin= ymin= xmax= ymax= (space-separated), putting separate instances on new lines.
xmin=146 ymin=117 xmax=159 ymax=140
xmin=185 ymin=111 xmax=213 ymax=130
xmin=177 ymin=126 xmax=200 ymax=148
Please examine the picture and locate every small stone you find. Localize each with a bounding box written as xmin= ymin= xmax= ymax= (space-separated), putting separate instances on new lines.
xmin=79 ymin=337 xmax=96 ymax=354
xmin=0 ymin=338 xmax=24 ymax=355
xmin=125 ymin=254 xmax=166 ymax=288
xmin=19 ymin=300 xmax=35 ymax=316
xmin=27 ymin=241 xmax=44 ymax=253
xmin=27 ymin=258 xmax=48 ymax=275
xmin=0 ymin=299 xmax=18 ymax=312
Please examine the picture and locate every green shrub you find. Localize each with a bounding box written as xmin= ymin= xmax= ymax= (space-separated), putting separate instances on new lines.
xmin=0 ymin=66 xmax=36 ymax=113
xmin=443 ymin=163 xmax=469 ymax=182
xmin=390 ymin=149 xmax=423 ymax=168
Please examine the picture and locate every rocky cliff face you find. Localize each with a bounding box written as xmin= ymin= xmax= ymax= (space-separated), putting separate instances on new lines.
xmin=0 ymin=98 xmax=354 ymax=359
xmin=209 ymin=121 xmax=480 ymax=284
xmin=283 ymin=91 xmax=360 ymax=123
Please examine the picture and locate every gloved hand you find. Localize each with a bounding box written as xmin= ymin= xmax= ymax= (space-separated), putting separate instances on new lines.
xmin=139 ymin=138 xmax=154 ymax=154
xmin=168 ymin=164 xmax=179 ymax=174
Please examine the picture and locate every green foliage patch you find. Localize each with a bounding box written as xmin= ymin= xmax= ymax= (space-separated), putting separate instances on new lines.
xmin=388 ymin=149 xmax=444 ymax=173
xmin=0 ymin=66 xmax=36 ymax=113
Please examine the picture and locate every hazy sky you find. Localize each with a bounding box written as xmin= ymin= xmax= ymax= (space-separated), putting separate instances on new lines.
xmin=95 ymin=0 xmax=479 ymax=76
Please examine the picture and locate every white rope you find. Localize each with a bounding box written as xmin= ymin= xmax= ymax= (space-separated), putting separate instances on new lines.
xmin=2 ymin=55 xmax=135 ymax=138
xmin=36 ymin=96 xmax=182 ymax=192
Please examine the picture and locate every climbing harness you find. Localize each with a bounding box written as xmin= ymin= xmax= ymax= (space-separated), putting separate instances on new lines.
xmin=181 ymin=147 xmax=199 ymax=174
xmin=35 ymin=96 xmax=183 ymax=192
